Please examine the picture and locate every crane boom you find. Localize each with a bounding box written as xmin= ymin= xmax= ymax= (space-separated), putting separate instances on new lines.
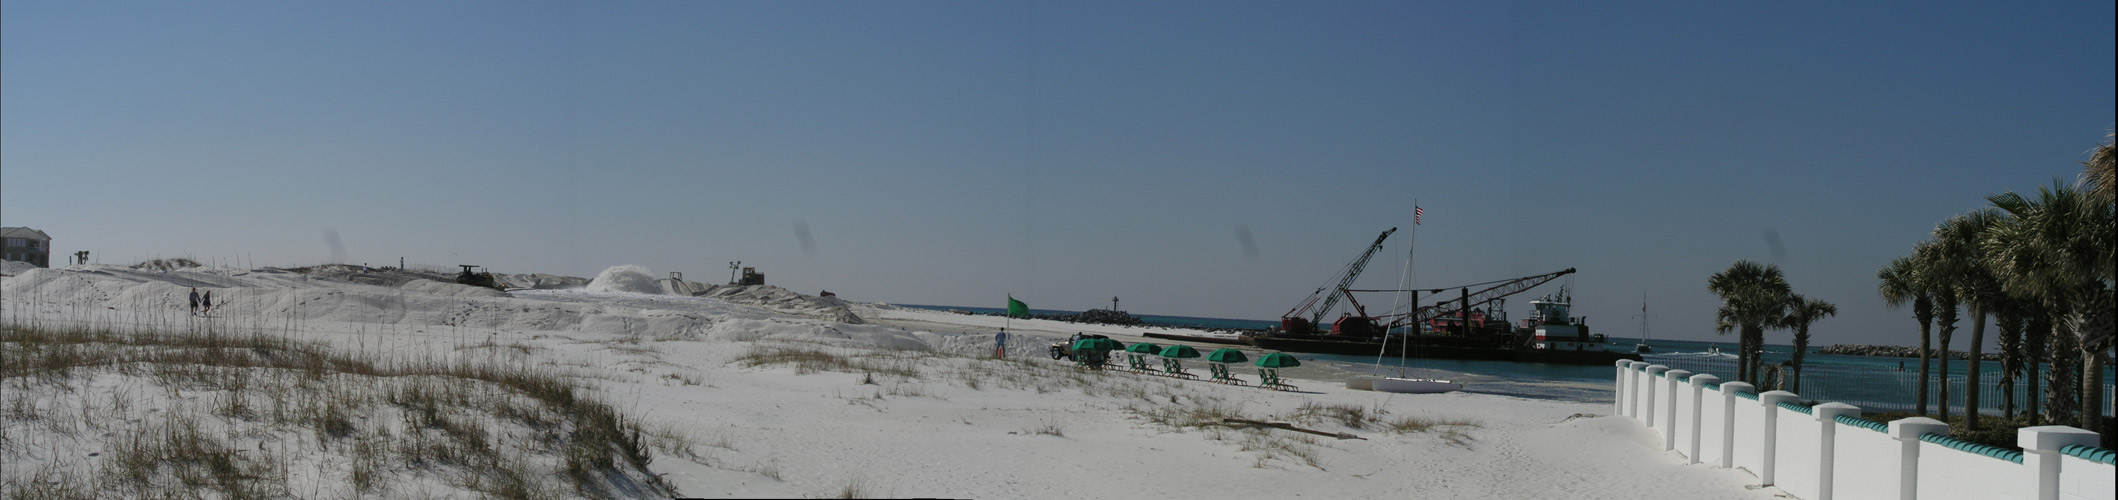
xmin=1385 ymin=268 xmax=1576 ymax=329
xmin=1280 ymin=227 xmax=1396 ymax=332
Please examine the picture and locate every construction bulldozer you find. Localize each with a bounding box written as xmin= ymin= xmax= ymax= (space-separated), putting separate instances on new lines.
xmin=456 ymin=265 xmax=502 ymax=291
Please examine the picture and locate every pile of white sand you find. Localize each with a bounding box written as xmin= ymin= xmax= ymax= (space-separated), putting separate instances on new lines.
xmin=0 ymin=261 xmax=38 ymax=276
xmin=702 ymin=284 xmax=865 ymax=324
xmin=585 ymin=264 xmax=665 ymax=295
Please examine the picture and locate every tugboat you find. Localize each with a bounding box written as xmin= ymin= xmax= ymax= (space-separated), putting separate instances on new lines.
xmin=1511 ymin=286 xmax=1641 ymax=365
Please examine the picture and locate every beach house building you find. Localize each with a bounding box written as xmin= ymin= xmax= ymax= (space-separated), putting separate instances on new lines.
xmin=2 ymin=227 xmax=52 ymax=268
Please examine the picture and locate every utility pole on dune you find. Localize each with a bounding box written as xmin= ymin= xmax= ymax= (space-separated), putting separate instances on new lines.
xmin=1112 ymin=297 xmax=1119 ymax=312
xmin=728 ymin=261 xmax=741 ymax=285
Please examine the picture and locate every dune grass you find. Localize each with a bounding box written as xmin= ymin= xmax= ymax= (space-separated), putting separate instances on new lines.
xmin=0 ymin=320 xmax=671 ymax=499
xmin=130 ymin=258 xmax=203 ymax=271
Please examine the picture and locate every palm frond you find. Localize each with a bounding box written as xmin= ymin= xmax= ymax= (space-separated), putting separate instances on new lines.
xmin=2082 ymin=126 xmax=2115 ymax=204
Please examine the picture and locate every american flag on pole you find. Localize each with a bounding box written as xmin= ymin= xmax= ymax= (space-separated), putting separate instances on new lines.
xmin=1415 ymin=206 xmax=1423 ymax=225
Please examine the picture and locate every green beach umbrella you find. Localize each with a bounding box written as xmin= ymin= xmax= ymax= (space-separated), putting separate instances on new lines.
xmin=1125 ymin=342 xmax=1163 ymax=354
xmin=1205 ymin=348 xmax=1249 ymax=364
xmin=1074 ymin=338 xmax=1123 ymax=351
xmin=1158 ymin=345 xmax=1201 ymax=359
xmin=1255 ymin=352 xmax=1302 ymax=368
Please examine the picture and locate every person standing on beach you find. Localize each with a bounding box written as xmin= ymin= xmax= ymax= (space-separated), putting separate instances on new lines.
xmin=201 ymin=290 xmax=213 ymax=313
xmin=188 ymin=288 xmax=200 ymax=315
xmin=995 ymin=328 xmax=1009 ymax=359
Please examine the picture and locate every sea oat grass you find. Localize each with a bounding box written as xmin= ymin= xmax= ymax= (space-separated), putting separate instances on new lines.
xmin=0 ymin=320 xmax=671 ymax=499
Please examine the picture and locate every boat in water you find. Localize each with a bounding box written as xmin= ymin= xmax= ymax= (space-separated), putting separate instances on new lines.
xmin=1243 ymin=225 xmax=1631 ymax=366
xmin=1513 ymin=287 xmax=1641 ymax=365
xmin=1253 ymin=286 xmax=1640 ymax=366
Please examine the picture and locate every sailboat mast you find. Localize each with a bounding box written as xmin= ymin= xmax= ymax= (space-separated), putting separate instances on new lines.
xmin=1406 ymin=199 xmax=1423 ymax=370
xmin=1378 ymin=199 xmax=1418 ymax=374
xmin=1633 ymin=292 xmax=1657 ymax=354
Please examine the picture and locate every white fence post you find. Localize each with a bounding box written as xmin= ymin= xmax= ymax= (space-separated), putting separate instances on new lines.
xmin=1616 ymin=359 xmax=1632 ymax=418
xmin=1756 ymin=390 xmax=1800 ymax=486
xmin=1689 ymin=374 xmax=1719 ymax=465
xmin=1720 ymin=381 xmax=1755 ymax=469
xmin=1631 ymin=361 xmax=1652 ymax=420
xmin=2018 ymin=425 xmax=2100 ymax=500
xmin=1811 ymin=402 xmax=1860 ymax=500
xmin=1664 ymin=369 xmax=1691 ymax=451
xmin=1889 ymin=417 xmax=1948 ymax=500
xmin=1645 ymin=365 xmax=1669 ymax=427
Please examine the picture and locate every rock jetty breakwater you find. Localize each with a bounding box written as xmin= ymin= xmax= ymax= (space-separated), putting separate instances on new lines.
xmin=1817 ymin=343 xmax=2002 ymax=361
xmin=1017 ymin=308 xmax=1146 ymax=326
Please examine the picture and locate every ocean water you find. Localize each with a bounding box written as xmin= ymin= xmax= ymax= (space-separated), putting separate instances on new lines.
xmin=897 ymin=304 xmax=2114 ymax=413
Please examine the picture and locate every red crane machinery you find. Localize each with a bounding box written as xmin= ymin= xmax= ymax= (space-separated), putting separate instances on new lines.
xmin=1369 ymin=267 xmax=1578 ymax=337
xmin=1279 ymin=227 xmax=1396 ymax=334
xmin=1277 ymin=227 xmax=1576 ymax=340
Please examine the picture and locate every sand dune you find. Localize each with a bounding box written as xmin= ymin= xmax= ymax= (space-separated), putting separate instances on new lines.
xmin=2 ymin=264 xmax=1781 ymax=499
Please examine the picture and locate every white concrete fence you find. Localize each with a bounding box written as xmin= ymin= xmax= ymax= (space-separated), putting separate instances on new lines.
xmin=1615 ymin=360 xmax=2117 ymax=500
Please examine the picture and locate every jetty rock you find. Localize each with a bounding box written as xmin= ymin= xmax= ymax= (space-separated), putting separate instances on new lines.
xmin=1022 ymin=308 xmax=1144 ymax=326
xmin=1816 ymin=344 xmax=2001 ymax=361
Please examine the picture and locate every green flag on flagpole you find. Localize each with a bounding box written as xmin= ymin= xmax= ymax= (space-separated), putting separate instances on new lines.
xmin=1007 ymin=296 xmax=1028 ymax=318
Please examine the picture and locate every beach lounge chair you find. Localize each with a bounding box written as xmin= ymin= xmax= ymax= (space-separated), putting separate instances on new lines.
xmin=1128 ymin=354 xmax=1152 ymax=374
xmin=1207 ymin=363 xmax=1246 ymax=386
xmin=1082 ymin=350 xmax=1110 ymax=370
xmin=1258 ymin=368 xmax=1298 ymax=391
xmin=1162 ymin=358 xmax=1196 ymax=380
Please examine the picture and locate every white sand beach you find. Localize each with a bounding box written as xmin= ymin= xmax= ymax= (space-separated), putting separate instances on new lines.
xmin=1 ymin=264 xmax=1785 ymax=499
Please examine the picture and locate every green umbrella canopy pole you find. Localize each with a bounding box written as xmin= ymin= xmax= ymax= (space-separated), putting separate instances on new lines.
xmin=1158 ymin=345 xmax=1201 ymax=359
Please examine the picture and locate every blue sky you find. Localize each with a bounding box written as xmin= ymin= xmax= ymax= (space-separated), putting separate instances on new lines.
xmin=5 ymin=1 xmax=2112 ymax=348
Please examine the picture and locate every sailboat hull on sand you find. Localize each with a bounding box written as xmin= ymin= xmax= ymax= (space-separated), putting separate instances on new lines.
xmin=1371 ymin=377 xmax=1461 ymax=393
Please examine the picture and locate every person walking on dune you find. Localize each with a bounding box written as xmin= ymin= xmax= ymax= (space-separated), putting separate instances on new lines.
xmin=201 ymin=290 xmax=213 ymax=313
xmin=188 ymin=288 xmax=200 ymax=315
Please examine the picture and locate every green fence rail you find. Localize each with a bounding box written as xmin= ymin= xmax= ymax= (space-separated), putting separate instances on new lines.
xmin=1919 ymin=432 xmax=2024 ymax=464
xmin=1833 ymin=415 xmax=1888 ymax=433
xmin=2059 ymin=445 xmax=2117 ymax=465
